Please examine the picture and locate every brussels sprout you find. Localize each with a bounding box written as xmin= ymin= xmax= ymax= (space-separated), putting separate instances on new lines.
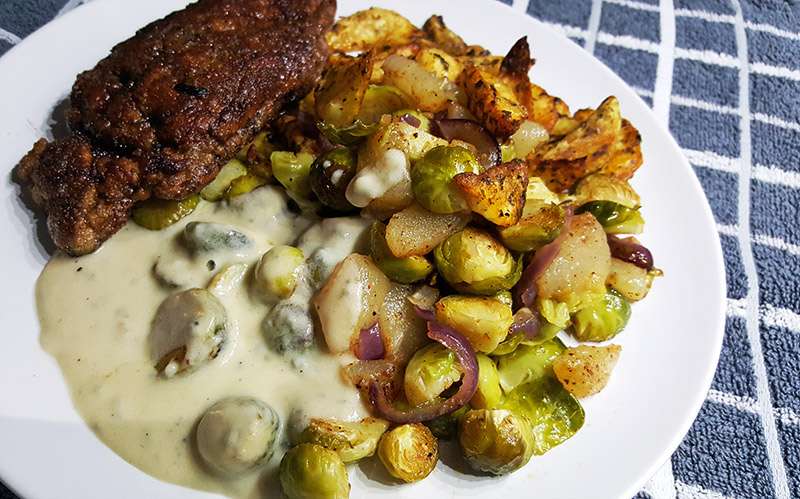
xmin=298 ymin=418 xmax=389 ymax=463
xmin=573 ymin=173 xmax=640 ymax=209
xmin=536 ymin=298 xmax=571 ymax=329
xmin=148 ymin=288 xmax=227 ymax=377
xmin=132 ymin=194 xmax=200 ymax=230
xmin=271 ymin=151 xmax=315 ymax=198
xmin=318 ymin=120 xmax=379 ymax=146
xmin=280 ymin=443 xmax=350 ymax=499
xmin=356 ymin=85 xmax=414 ymax=123
xmin=576 ymin=201 xmax=644 ymax=234
xmin=391 ymin=109 xmax=432 ymax=132
xmin=404 ymin=343 xmax=463 ymax=407
xmin=458 ymin=408 xmax=534 ymax=475
xmin=434 ymin=295 xmax=513 ymax=353
xmin=501 ymin=376 xmax=585 ymax=455
xmin=434 ymin=227 xmax=522 ymax=295
xmin=471 ymin=353 xmax=502 ymax=409
xmin=254 ymin=246 xmax=305 ymax=300
xmin=183 ymin=222 xmax=252 ymax=254
xmin=369 ymin=222 xmax=433 ymax=283
xmin=493 ymin=290 xmax=513 ymax=307
xmin=490 ymin=331 xmax=525 ymax=356
xmin=196 ymin=397 xmax=280 ymax=475
xmin=200 ymin=159 xmax=248 ymax=201
xmin=497 ymin=200 xmax=564 ymax=253
xmin=378 ymin=423 xmax=438 ymax=482
xmin=224 ymin=173 xmax=268 ymax=199
xmin=411 ymin=146 xmax=481 ymax=213
xmin=424 ymin=404 xmax=468 ymax=440
xmin=495 ymin=338 xmax=566 ymax=393
xmin=262 ymin=302 xmax=315 ymax=355
xmin=309 ymin=147 xmax=359 ymax=211
xmin=571 ymin=288 xmax=631 ymax=342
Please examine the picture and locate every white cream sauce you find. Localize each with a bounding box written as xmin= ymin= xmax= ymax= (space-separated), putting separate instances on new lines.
xmin=37 ymin=186 xmax=372 ymax=498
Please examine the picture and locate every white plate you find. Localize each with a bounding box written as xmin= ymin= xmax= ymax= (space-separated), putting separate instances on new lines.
xmin=0 ymin=0 xmax=726 ymax=497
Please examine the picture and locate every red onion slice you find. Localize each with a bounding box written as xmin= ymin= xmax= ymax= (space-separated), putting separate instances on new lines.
xmin=396 ymin=113 xmax=421 ymax=128
xmin=509 ymin=307 xmax=541 ymax=340
xmin=432 ymin=118 xmax=501 ymax=169
xmin=355 ymin=323 xmax=384 ymax=361
xmin=413 ymin=305 xmax=437 ymax=323
xmin=607 ymin=234 xmax=654 ymax=270
xmin=369 ymin=322 xmax=479 ymax=424
xmin=513 ymin=203 xmax=575 ymax=308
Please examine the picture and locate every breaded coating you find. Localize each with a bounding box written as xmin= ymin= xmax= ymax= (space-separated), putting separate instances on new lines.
xmin=16 ymin=0 xmax=335 ymax=255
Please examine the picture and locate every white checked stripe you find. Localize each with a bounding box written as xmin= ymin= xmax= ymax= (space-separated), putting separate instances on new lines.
xmin=675 ymin=480 xmax=736 ymax=499
xmin=652 ymin=0 xmax=676 ymax=125
xmin=684 ymin=149 xmax=800 ymax=189
xmin=707 ymin=389 xmax=800 ymax=428
xmin=671 ymin=96 xmax=800 ymax=134
xmin=584 ymin=0 xmax=604 ymax=55
xmin=0 ymin=27 xmax=21 ymax=44
xmin=511 ymin=0 xmax=528 ymax=11
xmin=606 ymin=0 xmax=660 ymax=12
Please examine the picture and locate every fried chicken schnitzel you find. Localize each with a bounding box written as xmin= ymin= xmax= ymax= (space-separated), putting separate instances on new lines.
xmin=16 ymin=0 xmax=335 ymax=256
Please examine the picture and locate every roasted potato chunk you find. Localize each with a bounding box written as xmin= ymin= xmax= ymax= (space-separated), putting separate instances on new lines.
xmin=454 ymin=159 xmax=529 ymax=227
xmin=422 ymin=15 xmax=470 ymax=56
xmin=327 ymin=8 xmax=424 ymax=52
xmin=314 ymin=52 xmax=375 ymax=127
xmin=460 ymin=67 xmax=528 ymax=139
xmin=415 ymin=47 xmax=463 ymax=82
xmin=552 ymin=344 xmax=622 ymax=398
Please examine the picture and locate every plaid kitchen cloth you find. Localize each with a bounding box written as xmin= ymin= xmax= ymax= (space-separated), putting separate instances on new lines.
xmin=1 ymin=0 xmax=798 ymax=498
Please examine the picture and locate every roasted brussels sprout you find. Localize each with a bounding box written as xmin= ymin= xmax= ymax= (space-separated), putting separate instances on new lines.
xmin=434 ymin=227 xmax=522 ymax=295
xmin=132 ymin=194 xmax=200 ymax=230
xmin=357 ymin=85 xmax=414 ymax=123
xmin=501 ymin=376 xmax=585 ymax=455
xmin=318 ymin=120 xmax=378 ymax=147
xmin=458 ymin=408 xmax=534 ymax=475
xmin=497 ymin=200 xmax=564 ymax=253
xmin=378 ymin=423 xmax=438 ymax=482
xmin=309 ymin=147 xmax=359 ymax=211
xmin=196 ymin=397 xmax=280 ymax=475
xmin=424 ymin=405 xmax=468 ymax=440
xmin=495 ymin=338 xmax=566 ymax=393
xmin=183 ymin=222 xmax=252 ymax=254
xmin=576 ymin=200 xmax=644 ymax=234
xmin=298 ymin=418 xmax=389 ymax=463
xmin=271 ymin=151 xmax=314 ymax=198
xmin=280 ymin=443 xmax=350 ymax=499
xmin=404 ymin=343 xmax=463 ymax=407
xmin=410 ymin=146 xmax=481 ymax=213
xmin=571 ymin=288 xmax=631 ymax=342
xmin=200 ymin=159 xmax=247 ymax=201
xmin=224 ymin=173 xmax=268 ymax=199
xmin=148 ymin=288 xmax=227 ymax=377
xmin=262 ymin=302 xmax=315 ymax=354
xmin=471 ymin=353 xmax=502 ymax=409
xmin=434 ymin=295 xmax=513 ymax=353
xmin=370 ymin=222 xmax=433 ymax=284
xmin=573 ymin=173 xmax=640 ymax=209
xmin=253 ymin=246 xmax=305 ymax=300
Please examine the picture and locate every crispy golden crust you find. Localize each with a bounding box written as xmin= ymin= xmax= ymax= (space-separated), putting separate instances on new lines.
xmin=16 ymin=0 xmax=335 ymax=256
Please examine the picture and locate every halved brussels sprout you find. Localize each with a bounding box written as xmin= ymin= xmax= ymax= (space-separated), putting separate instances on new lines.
xmin=573 ymin=173 xmax=640 ymax=209
xmin=200 ymin=159 xmax=248 ymax=201
xmin=501 ymin=376 xmax=585 ymax=455
xmin=424 ymin=405 xmax=468 ymax=440
xmin=253 ymin=246 xmax=305 ymax=300
xmin=132 ymin=194 xmax=200 ymax=230
xmin=298 ymin=418 xmax=389 ymax=463
xmin=471 ymin=353 xmax=502 ymax=409
xmin=404 ymin=343 xmax=463 ymax=407
xmin=357 ymin=85 xmax=414 ymax=123
xmin=148 ymin=288 xmax=227 ymax=377
xmin=434 ymin=226 xmax=522 ymax=295
xmin=458 ymin=408 xmax=534 ymax=475
xmin=411 ymin=146 xmax=481 ymax=214
xmin=434 ymin=295 xmax=513 ymax=353
xmin=378 ymin=423 xmax=438 ymax=482
xmin=318 ymin=120 xmax=379 ymax=147
xmin=576 ymin=201 xmax=644 ymax=234
xmin=280 ymin=443 xmax=350 ymax=499
xmin=271 ymin=151 xmax=314 ymax=198
xmin=262 ymin=302 xmax=315 ymax=354
xmin=183 ymin=222 xmax=252 ymax=254
xmin=497 ymin=200 xmax=564 ymax=253
xmin=196 ymin=396 xmax=280 ymax=475
xmin=224 ymin=173 xmax=267 ymax=199
xmin=571 ymin=288 xmax=631 ymax=342
xmin=370 ymin=222 xmax=433 ymax=284
xmin=495 ymin=338 xmax=566 ymax=393
xmin=309 ymin=147 xmax=359 ymax=211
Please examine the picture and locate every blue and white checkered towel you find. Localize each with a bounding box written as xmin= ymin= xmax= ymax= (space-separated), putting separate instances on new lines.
xmin=1 ymin=0 xmax=798 ymax=498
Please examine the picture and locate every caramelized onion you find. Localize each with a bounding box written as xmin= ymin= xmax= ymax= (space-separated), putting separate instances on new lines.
xmin=432 ymin=118 xmax=501 ymax=169
xmin=514 ymin=203 xmax=575 ymax=307
xmin=607 ymin=234 xmax=654 ymax=270
xmin=355 ymin=323 xmax=384 ymax=361
xmin=509 ymin=307 xmax=541 ymax=340
xmin=369 ymin=322 xmax=479 ymax=423
xmin=396 ymin=113 xmax=421 ymax=128
xmin=413 ymin=305 xmax=437 ymax=323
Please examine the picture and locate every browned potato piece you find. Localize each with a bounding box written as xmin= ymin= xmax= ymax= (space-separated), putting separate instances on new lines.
xmin=553 ymin=344 xmax=622 ymax=398
xmin=343 ymin=359 xmax=402 ymax=398
xmin=315 ymin=52 xmax=375 ymax=127
xmin=422 ymin=15 xmax=470 ymax=56
xmin=386 ymin=203 xmax=470 ymax=258
xmin=525 ymin=83 xmax=571 ymax=133
xmin=594 ymin=118 xmax=643 ymax=181
xmin=460 ymin=66 xmax=528 ymax=139
xmin=606 ymin=257 xmax=654 ymax=301
xmin=326 ymin=8 xmax=424 ymax=52
xmin=415 ymin=47 xmax=463 ymax=82
xmin=379 ymin=284 xmax=430 ymax=365
xmin=454 ymin=159 xmax=529 ymax=227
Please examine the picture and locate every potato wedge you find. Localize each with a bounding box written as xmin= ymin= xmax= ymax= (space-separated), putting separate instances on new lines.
xmin=326 ymin=8 xmax=424 ymax=52
xmin=594 ymin=118 xmax=643 ymax=180
xmin=553 ymin=344 xmax=621 ymax=398
xmin=315 ymin=52 xmax=375 ymax=127
xmin=422 ymin=15 xmax=470 ymax=56
xmin=460 ymin=66 xmax=528 ymax=139
xmin=415 ymin=47 xmax=463 ymax=82
xmin=454 ymin=159 xmax=529 ymax=227
xmin=386 ymin=203 xmax=470 ymax=258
